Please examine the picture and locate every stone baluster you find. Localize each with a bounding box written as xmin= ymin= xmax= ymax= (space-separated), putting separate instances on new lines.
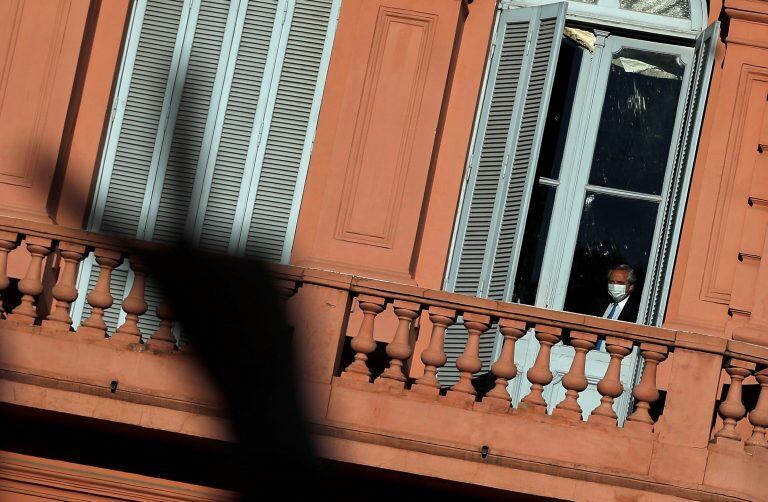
xmin=412 ymin=306 xmax=456 ymax=395
xmin=626 ymin=343 xmax=669 ymax=430
xmin=113 ymin=256 xmax=148 ymax=344
xmin=0 ymin=231 xmax=18 ymax=315
xmin=148 ymin=299 xmax=177 ymax=351
xmin=446 ymin=313 xmax=492 ymax=405
xmin=553 ymin=331 xmax=597 ymax=420
xmin=715 ymin=359 xmax=756 ymax=441
xmin=589 ymin=336 xmax=633 ymax=425
xmin=79 ymin=249 xmax=123 ymax=337
xmin=746 ymin=368 xmax=768 ymax=449
xmin=520 ymin=324 xmax=562 ymax=413
xmin=483 ymin=319 xmax=526 ymax=412
xmin=7 ymin=236 xmax=52 ymax=324
xmin=377 ymin=300 xmax=421 ymax=386
xmin=42 ymin=242 xmax=87 ymax=330
xmin=341 ymin=295 xmax=386 ymax=381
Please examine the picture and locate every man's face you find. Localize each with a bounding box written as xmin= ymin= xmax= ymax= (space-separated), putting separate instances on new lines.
xmin=608 ymin=269 xmax=634 ymax=294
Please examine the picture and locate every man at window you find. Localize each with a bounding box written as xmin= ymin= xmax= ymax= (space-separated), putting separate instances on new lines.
xmin=595 ymin=264 xmax=639 ymax=323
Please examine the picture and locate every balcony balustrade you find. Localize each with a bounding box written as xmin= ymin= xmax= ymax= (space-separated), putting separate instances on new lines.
xmin=0 ymin=216 xmax=767 ymax=500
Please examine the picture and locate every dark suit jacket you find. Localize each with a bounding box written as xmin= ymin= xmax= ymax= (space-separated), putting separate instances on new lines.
xmin=589 ymin=292 xmax=640 ymax=323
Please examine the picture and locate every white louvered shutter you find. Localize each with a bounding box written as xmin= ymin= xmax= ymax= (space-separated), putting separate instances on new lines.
xmin=76 ymin=0 xmax=340 ymax=339
xmin=240 ymin=0 xmax=335 ymax=262
xmin=196 ymin=0 xmax=281 ymax=252
xmin=97 ymin=0 xmax=186 ymax=238
xmin=644 ymin=21 xmax=720 ymax=325
xmin=440 ymin=3 xmax=567 ymax=386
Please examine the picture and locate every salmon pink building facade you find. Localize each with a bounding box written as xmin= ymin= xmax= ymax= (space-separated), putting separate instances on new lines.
xmin=1 ymin=0 xmax=768 ymax=499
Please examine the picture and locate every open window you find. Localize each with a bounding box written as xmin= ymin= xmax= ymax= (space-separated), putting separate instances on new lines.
xmin=440 ymin=0 xmax=718 ymax=394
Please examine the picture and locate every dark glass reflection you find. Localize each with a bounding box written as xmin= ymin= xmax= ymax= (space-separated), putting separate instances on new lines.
xmin=535 ymin=38 xmax=583 ymax=181
xmin=511 ymin=38 xmax=584 ymax=305
xmin=563 ymin=192 xmax=658 ymax=319
xmin=588 ymin=48 xmax=684 ymax=195
xmin=513 ymin=184 xmax=557 ymax=304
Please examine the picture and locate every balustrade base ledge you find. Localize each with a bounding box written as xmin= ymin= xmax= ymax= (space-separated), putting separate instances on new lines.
xmin=474 ymin=396 xmax=511 ymax=414
xmin=0 ymin=320 xmax=221 ymax=410
xmin=443 ymin=389 xmax=477 ymax=409
xmin=0 ymin=318 xmax=178 ymax=357
xmin=550 ymin=407 xmax=583 ymax=422
xmin=373 ymin=377 xmax=407 ymax=394
xmin=408 ymin=382 xmax=441 ymax=398
xmin=339 ymin=371 xmax=372 ymax=383
xmin=330 ymin=376 xmax=659 ymax=435
xmin=624 ymin=420 xmax=654 ymax=434
xmin=3 ymin=313 xmax=35 ymax=326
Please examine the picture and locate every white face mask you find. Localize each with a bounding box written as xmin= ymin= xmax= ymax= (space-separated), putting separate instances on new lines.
xmin=607 ymin=284 xmax=628 ymax=302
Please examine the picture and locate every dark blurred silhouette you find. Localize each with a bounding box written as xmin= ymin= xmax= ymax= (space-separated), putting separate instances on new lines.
xmin=150 ymin=248 xmax=314 ymax=499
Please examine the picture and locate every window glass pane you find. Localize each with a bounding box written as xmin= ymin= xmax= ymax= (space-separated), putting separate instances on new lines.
xmin=535 ymin=39 xmax=583 ymax=181
xmin=513 ymin=184 xmax=557 ymax=305
xmin=563 ymin=192 xmax=659 ymax=320
xmin=588 ymin=48 xmax=685 ymax=195
xmin=620 ymin=0 xmax=691 ymax=19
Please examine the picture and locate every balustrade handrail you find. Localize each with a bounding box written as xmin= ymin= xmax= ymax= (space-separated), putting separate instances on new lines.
xmin=0 ymin=216 xmax=164 ymax=254
xmin=265 ymin=265 xmax=768 ymax=366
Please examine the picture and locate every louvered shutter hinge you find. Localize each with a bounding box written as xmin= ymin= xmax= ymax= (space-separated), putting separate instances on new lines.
xmin=464 ymin=154 xmax=475 ymax=182
xmin=255 ymin=129 xmax=263 ymax=148
xmin=279 ymin=2 xmax=288 ymax=25
xmin=489 ymin=41 xmax=496 ymax=61
xmin=479 ymin=276 xmax=488 ymax=295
